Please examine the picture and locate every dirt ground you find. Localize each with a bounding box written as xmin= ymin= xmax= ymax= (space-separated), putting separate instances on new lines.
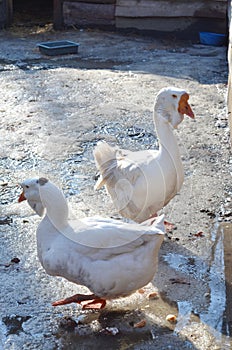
xmin=0 ymin=25 xmax=231 ymax=349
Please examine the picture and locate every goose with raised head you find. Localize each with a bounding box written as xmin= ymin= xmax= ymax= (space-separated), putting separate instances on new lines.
xmin=93 ymin=87 xmax=195 ymax=224
xmin=18 ymin=177 xmax=164 ymax=309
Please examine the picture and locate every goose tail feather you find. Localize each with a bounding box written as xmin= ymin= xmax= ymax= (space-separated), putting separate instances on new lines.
xmin=93 ymin=141 xmax=118 ymax=190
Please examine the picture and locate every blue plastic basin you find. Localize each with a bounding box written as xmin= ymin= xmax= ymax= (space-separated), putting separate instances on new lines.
xmin=199 ymin=32 xmax=226 ymax=46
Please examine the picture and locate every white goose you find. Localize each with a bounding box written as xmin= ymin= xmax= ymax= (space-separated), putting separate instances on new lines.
xmin=93 ymin=87 xmax=194 ymax=224
xmin=18 ymin=177 xmax=164 ymax=309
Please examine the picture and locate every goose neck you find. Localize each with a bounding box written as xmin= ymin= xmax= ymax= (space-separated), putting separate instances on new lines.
xmin=40 ymin=183 xmax=69 ymax=231
xmin=154 ymin=112 xmax=179 ymax=153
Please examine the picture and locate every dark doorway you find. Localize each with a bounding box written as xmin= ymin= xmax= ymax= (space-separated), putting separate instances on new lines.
xmin=13 ymin=0 xmax=53 ymax=26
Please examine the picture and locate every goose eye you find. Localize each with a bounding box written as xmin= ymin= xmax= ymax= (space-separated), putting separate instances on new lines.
xmin=25 ymin=185 xmax=29 ymax=189
xmin=172 ymin=94 xmax=177 ymax=98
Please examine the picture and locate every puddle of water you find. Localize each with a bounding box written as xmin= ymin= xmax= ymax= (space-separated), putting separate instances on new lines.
xmin=174 ymin=301 xmax=192 ymax=334
xmin=163 ymin=253 xmax=208 ymax=281
xmin=54 ymin=307 xmax=188 ymax=350
xmin=56 ymin=331 xmax=151 ymax=350
xmin=200 ymin=221 xmax=226 ymax=334
xmin=163 ymin=221 xmax=232 ymax=347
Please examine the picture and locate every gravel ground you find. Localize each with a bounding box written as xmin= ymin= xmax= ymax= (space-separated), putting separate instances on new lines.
xmin=0 ymin=25 xmax=231 ymax=349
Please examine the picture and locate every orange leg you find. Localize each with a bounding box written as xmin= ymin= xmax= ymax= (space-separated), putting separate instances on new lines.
xmin=52 ymin=293 xmax=106 ymax=310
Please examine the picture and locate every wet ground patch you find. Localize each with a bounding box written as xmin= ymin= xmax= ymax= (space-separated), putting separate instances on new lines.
xmin=1 ymin=121 xmax=158 ymax=205
xmin=0 ymin=57 xmax=132 ymax=73
xmin=0 ymin=27 xmax=231 ymax=349
xmin=2 ymin=315 xmax=31 ymax=335
xmin=54 ymin=308 xmax=196 ymax=350
xmin=91 ymin=123 xmax=158 ymax=149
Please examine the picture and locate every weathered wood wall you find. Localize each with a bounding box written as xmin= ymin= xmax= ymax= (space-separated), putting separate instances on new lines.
xmin=115 ymin=0 xmax=227 ymax=36
xmin=0 ymin=0 xmax=12 ymax=28
xmin=115 ymin=0 xmax=226 ymax=19
xmin=228 ymin=0 xmax=232 ymax=145
xmin=63 ymin=1 xmax=115 ymax=27
xmin=56 ymin=0 xmax=228 ymax=39
xmin=63 ymin=0 xmax=116 ymax=27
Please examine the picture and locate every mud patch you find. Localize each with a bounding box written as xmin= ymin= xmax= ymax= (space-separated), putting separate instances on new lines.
xmin=55 ymin=309 xmax=195 ymax=350
xmin=0 ymin=58 xmax=132 ymax=73
xmin=2 ymin=315 xmax=31 ymax=335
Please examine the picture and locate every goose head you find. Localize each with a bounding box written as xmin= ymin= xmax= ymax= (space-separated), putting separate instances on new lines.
xmin=18 ymin=177 xmax=48 ymax=216
xmin=154 ymin=87 xmax=194 ymax=129
xmin=18 ymin=177 xmax=69 ymax=231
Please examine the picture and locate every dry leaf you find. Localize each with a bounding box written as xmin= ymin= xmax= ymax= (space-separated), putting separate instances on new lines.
xmin=193 ymin=231 xmax=205 ymax=237
xmin=134 ymin=319 xmax=146 ymax=328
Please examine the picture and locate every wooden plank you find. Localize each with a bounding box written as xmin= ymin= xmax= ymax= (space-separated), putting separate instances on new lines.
xmin=222 ymin=223 xmax=232 ymax=336
xmin=63 ymin=2 xmax=115 ymax=26
xmin=117 ymin=0 xmax=227 ymax=4
xmin=115 ymin=0 xmax=227 ymax=19
xmin=116 ymin=16 xmax=226 ymax=35
xmin=53 ymin=0 xmax=64 ymax=29
xmin=65 ymin=0 xmax=116 ymax=4
xmin=0 ymin=0 xmax=13 ymax=27
xmin=6 ymin=0 xmax=13 ymax=26
xmin=228 ymin=0 xmax=232 ymax=147
xmin=116 ymin=16 xmax=199 ymax=32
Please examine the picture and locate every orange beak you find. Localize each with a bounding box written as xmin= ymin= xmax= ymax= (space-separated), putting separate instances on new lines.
xmin=178 ymin=93 xmax=195 ymax=119
xmin=18 ymin=191 xmax=26 ymax=202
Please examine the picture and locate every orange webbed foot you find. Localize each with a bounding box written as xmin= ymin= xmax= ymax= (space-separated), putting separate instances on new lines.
xmin=52 ymin=293 xmax=106 ymax=309
xmin=81 ymin=299 xmax=106 ymax=310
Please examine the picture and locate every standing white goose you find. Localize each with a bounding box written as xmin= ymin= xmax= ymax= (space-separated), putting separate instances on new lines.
xmin=93 ymin=87 xmax=194 ymax=224
xmin=18 ymin=177 xmax=164 ymax=309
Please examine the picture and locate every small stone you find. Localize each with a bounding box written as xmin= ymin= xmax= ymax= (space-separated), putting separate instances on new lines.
xmin=59 ymin=316 xmax=77 ymax=331
xmin=138 ymin=288 xmax=146 ymax=294
xmin=105 ymin=327 xmax=119 ymax=335
xmin=166 ymin=314 xmax=177 ymax=323
xmin=148 ymin=292 xmax=159 ymax=299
